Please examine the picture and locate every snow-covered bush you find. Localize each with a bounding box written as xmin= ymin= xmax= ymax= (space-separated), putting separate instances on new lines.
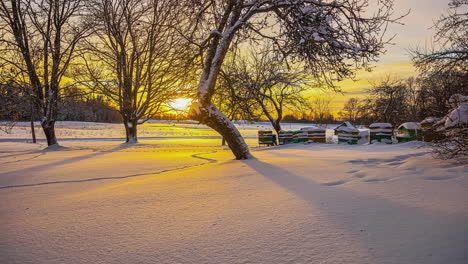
xmin=433 ymin=94 xmax=468 ymax=160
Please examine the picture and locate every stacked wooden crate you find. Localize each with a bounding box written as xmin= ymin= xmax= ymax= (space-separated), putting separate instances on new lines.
xmin=369 ymin=123 xmax=393 ymax=144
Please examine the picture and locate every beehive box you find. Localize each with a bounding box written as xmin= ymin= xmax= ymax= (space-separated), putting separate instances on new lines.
xmin=278 ymin=130 xmax=293 ymax=145
xmin=292 ymin=130 xmax=308 ymax=143
xmin=337 ymin=127 xmax=360 ymax=145
xmin=369 ymin=123 xmax=393 ymax=144
xmin=396 ymin=122 xmax=422 ymax=143
xmin=301 ymin=127 xmax=326 ymax=143
xmin=258 ymin=130 xmax=275 ymax=146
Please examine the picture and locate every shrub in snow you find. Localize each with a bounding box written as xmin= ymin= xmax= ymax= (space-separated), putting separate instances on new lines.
xmin=420 ymin=117 xmax=444 ymax=142
xmin=432 ymin=94 xmax=468 ymax=160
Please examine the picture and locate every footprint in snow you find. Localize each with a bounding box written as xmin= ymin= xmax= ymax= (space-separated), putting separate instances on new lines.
xmin=363 ymin=178 xmax=387 ymax=182
xmin=323 ymin=180 xmax=347 ymax=186
xmin=387 ymin=161 xmax=405 ymax=166
xmin=423 ymin=175 xmax=456 ymax=181
xmin=354 ymin=172 xmax=367 ymax=178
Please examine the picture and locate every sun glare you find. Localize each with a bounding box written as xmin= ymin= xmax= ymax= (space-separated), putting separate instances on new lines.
xmin=170 ymin=98 xmax=192 ymax=110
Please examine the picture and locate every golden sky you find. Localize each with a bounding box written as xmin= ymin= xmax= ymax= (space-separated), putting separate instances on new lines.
xmin=324 ymin=0 xmax=449 ymax=111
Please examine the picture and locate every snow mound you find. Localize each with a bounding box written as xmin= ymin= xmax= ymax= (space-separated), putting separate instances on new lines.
xmin=445 ymin=102 xmax=468 ymax=128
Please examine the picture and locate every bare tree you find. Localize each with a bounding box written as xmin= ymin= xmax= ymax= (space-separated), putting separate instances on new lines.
xmin=221 ymin=47 xmax=310 ymax=135
xmin=338 ymin=97 xmax=363 ymax=123
xmin=309 ymin=94 xmax=333 ymax=125
xmin=432 ymin=94 xmax=468 ymax=161
xmin=0 ymin=54 xmax=39 ymax=141
xmin=78 ymin=0 xmax=189 ymax=143
xmin=413 ymin=0 xmax=467 ymax=73
xmin=0 ymin=0 xmax=88 ymax=146
xmin=417 ymin=70 xmax=468 ymax=118
xmin=215 ymin=69 xmax=263 ymax=123
xmin=0 ymin=83 xmax=22 ymax=134
xmin=181 ymin=0 xmax=403 ymax=159
xmin=365 ymin=76 xmax=410 ymax=126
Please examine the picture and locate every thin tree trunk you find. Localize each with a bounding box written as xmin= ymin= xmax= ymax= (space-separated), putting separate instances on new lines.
xmin=30 ymin=103 xmax=36 ymax=143
xmin=30 ymin=117 xmax=36 ymax=144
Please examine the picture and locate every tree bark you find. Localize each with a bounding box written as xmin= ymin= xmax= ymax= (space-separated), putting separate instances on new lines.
xmin=272 ymin=120 xmax=282 ymax=141
xmin=192 ymin=4 xmax=251 ymax=159
xmin=41 ymin=89 xmax=59 ymax=146
xmin=41 ymin=119 xmax=57 ymax=146
xmin=124 ymin=118 xmax=138 ymax=143
xmin=30 ymin=117 xmax=36 ymax=144
xmin=30 ymin=103 xmax=36 ymax=143
xmin=195 ymin=102 xmax=250 ymax=159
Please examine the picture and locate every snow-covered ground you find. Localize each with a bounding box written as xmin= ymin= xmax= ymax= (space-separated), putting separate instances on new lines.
xmin=1 ymin=121 xmax=467 ymax=264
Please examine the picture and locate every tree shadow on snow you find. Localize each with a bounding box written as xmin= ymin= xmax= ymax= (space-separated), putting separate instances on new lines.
xmin=242 ymin=159 xmax=468 ymax=264
xmin=0 ymin=143 xmax=131 ymax=183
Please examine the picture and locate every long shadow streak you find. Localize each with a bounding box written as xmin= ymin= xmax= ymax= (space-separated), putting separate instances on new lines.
xmin=242 ymin=159 xmax=468 ymax=264
xmin=0 ymin=151 xmax=218 ymax=190
xmin=0 ymin=144 xmax=131 ymax=177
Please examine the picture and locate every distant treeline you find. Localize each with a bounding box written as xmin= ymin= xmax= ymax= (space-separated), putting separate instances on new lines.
xmin=336 ymin=69 xmax=468 ymax=126
xmin=0 ymin=85 xmax=121 ymax=123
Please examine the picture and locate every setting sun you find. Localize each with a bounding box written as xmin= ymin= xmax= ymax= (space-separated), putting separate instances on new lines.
xmin=169 ymin=98 xmax=192 ymax=111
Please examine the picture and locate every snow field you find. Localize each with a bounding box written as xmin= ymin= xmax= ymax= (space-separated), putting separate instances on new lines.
xmin=0 ymin=121 xmax=467 ymax=264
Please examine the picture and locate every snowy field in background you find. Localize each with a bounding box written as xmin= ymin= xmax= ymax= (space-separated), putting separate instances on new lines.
xmin=0 ymin=121 xmax=467 ymax=264
xmin=0 ymin=120 xmax=341 ymax=143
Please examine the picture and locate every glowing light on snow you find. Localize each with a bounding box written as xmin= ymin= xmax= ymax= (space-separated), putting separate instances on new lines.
xmin=170 ymin=98 xmax=192 ymax=111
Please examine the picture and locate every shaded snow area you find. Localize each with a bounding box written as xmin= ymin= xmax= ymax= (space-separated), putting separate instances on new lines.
xmin=1 ymin=122 xmax=467 ymax=264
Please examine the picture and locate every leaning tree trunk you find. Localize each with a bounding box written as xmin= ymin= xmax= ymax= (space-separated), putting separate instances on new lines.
xmin=194 ymin=16 xmax=251 ymax=159
xmin=195 ymin=102 xmax=251 ymax=159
